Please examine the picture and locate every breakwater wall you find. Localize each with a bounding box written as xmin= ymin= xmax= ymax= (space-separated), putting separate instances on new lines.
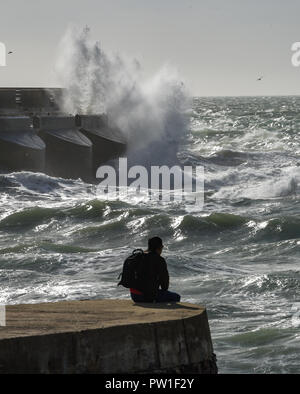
xmin=0 ymin=88 xmax=126 ymax=181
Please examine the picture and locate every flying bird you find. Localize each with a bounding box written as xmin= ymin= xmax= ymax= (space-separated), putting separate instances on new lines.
xmin=8 ymin=51 xmax=13 ymax=54
xmin=257 ymin=76 xmax=263 ymax=81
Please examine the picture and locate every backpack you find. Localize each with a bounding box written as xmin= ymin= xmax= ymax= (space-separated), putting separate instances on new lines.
xmin=118 ymin=249 xmax=146 ymax=290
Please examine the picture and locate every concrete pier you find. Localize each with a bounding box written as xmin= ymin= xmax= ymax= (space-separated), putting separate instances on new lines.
xmin=0 ymin=116 xmax=45 ymax=172
xmin=76 ymin=114 xmax=126 ymax=172
xmin=33 ymin=115 xmax=93 ymax=181
xmin=0 ymin=89 xmax=128 ymax=180
xmin=0 ymin=88 xmax=61 ymax=115
xmin=0 ymin=299 xmax=217 ymax=374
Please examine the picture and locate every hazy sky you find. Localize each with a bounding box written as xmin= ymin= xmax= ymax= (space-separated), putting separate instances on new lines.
xmin=0 ymin=0 xmax=300 ymax=96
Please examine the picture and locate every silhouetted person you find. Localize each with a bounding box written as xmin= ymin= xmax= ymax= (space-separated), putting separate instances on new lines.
xmin=130 ymin=237 xmax=181 ymax=303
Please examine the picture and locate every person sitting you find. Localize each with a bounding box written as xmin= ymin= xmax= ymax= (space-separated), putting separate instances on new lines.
xmin=130 ymin=237 xmax=181 ymax=303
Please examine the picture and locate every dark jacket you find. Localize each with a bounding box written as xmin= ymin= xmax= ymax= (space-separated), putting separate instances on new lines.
xmin=140 ymin=251 xmax=169 ymax=301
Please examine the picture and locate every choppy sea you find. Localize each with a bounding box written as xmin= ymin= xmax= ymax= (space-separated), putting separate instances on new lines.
xmin=1 ymin=96 xmax=300 ymax=373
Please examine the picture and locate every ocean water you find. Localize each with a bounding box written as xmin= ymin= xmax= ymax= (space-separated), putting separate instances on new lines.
xmin=1 ymin=96 xmax=300 ymax=373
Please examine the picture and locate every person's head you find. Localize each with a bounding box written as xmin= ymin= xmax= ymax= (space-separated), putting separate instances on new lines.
xmin=148 ymin=236 xmax=164 ymax=255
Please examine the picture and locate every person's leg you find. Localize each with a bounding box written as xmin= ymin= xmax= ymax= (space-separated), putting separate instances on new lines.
xmin=130 ymin=293 xmax=154 ymax=303
xmin=155 ymin=290 xmax=181 ymax=303
xmin=130 ymin=293 xmax=145 ymax=302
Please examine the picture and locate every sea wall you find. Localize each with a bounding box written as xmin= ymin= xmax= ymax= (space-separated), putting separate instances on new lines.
xmin=0 ymin=88 xmax=127 ymax=180
xmin=0 ymin=299 xmax=217 ymax=374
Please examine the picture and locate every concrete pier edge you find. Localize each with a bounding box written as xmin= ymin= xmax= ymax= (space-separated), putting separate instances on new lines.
xmin=0 ymin=299 xmax=217 ymax=374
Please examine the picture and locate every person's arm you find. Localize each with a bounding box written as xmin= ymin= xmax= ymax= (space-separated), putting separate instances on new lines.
xmin=158 ymin=257 xmax=169 ymax=291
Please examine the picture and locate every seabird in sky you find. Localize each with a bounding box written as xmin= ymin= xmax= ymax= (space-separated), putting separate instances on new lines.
xmin=257 ymin=76 xmax=263 ymax=81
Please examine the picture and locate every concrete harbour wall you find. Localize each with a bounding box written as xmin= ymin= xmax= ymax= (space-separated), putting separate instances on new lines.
xmin=0 ymin=299 xmax=217 ymax=374
xmin=0 ymin=88 xmax=127 ymax=181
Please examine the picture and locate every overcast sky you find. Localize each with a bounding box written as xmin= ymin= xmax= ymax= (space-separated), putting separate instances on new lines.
xmin=0 ymin=0 xmax=300 ymax=96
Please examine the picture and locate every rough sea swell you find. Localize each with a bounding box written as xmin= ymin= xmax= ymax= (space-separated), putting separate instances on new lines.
xmin=1 ymin=96 xmax=300 ymax=373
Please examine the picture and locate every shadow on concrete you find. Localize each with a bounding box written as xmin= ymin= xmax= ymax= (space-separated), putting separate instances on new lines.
xmin=132 ymin=302 xmax=200 ymax=311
